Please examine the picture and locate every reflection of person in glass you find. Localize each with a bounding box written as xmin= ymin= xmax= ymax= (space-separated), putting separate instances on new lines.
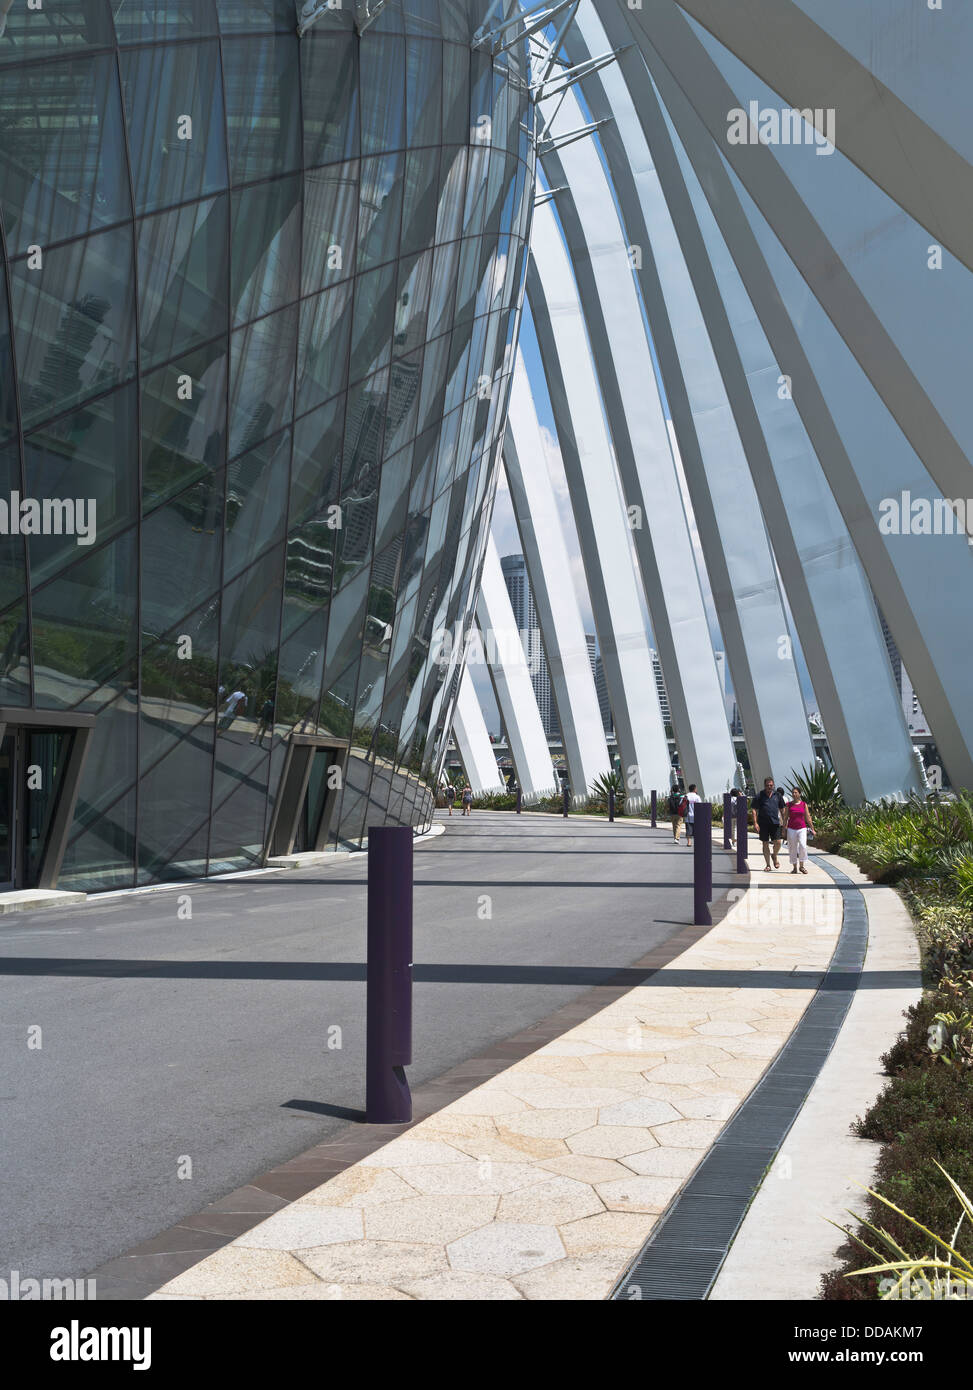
xmin=250 ymin=697 xmax=275 ymax=747
xmin=217 ymin=689 xmax=247 ymax=737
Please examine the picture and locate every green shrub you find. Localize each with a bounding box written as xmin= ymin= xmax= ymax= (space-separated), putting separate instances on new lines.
xmin=855 ymin=1066 xmax=970 ymax=1141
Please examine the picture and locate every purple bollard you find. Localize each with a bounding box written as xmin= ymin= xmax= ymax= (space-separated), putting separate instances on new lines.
xmin=650 ymin=789 xmax=657 ymax=828
xmin=736 ymin=792 xmax=749 ymax=874
xmin=516 ymin=786 xmax=522 ymax=814
xmin=562 ymin=784 xmax=570 ymax=818
xmin=723 ymin=793 xmax=733 ymax=851
xmin=694 ymin=801 xmax=713 ymax=926
xmin=608 ymin=788 xmax=615 ymax=823
xmin=366 ymin=826 xmax=413 ymax=1124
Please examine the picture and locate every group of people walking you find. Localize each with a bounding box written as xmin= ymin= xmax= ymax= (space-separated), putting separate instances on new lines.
xmin=669 ymin=775 xmax=815 ymax=873
xmin=443 ymin=783 xmax=473 ymax=816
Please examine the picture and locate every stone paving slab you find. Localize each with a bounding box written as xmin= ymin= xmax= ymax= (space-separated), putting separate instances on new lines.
xmin=153 ymin=836 xmax=843 ymax=1300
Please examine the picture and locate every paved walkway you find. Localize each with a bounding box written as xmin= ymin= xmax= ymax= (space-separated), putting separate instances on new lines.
xmin=152 ymin=834 xmax=846 ymax=1300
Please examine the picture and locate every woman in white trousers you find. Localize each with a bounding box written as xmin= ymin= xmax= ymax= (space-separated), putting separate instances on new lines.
xmin=783 ymin=788 xmax=815 ymax=875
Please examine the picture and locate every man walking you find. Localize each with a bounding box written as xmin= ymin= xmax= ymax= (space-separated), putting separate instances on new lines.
xmin=668 ymin=783 xmax=685 ymax=842
xmin=679 ymin=783 xmax=702 ymax=846
xmin=750 ymin=776 xmax=786 ymax=870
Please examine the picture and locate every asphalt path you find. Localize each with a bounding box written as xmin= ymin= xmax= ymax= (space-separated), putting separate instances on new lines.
xmin=0 ymin=810 xmax=707 ymax=1280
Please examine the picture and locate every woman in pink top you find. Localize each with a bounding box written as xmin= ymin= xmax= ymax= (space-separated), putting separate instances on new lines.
xmin=783 ymin=787 xmax=815 ymax=874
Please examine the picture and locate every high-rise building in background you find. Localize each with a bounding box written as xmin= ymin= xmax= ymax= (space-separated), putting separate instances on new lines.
xmin=586 ymin=634 xmax=613 ymax=736
xmin=649 ymin=649 xmax=671 ymax=726
xmin=879 ymin=613 xmax=929 ymax=735
xmin=500 ymin=553 xmax=559 ymax=738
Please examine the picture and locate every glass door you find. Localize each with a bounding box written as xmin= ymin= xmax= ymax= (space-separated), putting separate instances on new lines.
xmin=0 ymin=733 xmax=16 ymax=890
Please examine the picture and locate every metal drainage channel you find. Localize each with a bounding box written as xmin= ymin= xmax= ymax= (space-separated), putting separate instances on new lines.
xmin=611 ymin=858 xmax=867 ymax=1300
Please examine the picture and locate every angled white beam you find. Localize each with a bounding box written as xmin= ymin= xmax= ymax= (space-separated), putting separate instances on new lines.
xmin=636 ymin=20 xmax=973 ymax=790
xmin=535 ymin=77 xmax=738 ymax=795
xmin=504 ymin=352 xmax=610 ymax=796
xmin=575 ymin=0 xmax=915 ymax=800
xmin=527 ymin=200 xmax=671 ymax=802
xmin=451 ymin=668 xmax=505 ymax=795
xmin=672 ymin=0 xmax=973 ymax=276
xmin=476 ymin=536 xmax=560 ymax=800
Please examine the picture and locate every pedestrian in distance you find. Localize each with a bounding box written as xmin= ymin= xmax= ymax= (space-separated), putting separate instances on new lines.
xmin=784 ymin=785 xmax=815 ymax=874
xmin=250 ymin=696 xmax=275 ymax=747
xmin=679 ymin=783 xmax=702 ymax=846
xmin=668 ymin=783 xmax=684 ymax=842
xmin=445 ymin=783 xmax=456 ymax=816
xmin=461 ymin=783 xmax=473 ymax=816
xmin=750 ymin=776 xmax=786 ymax=870
xmin=217 ymin=688 xmax=247 ymax=736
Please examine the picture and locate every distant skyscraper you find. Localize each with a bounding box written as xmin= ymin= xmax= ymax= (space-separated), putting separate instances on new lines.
xmin=500 ymin=553 xmax=559 ymax=738
xmin=878 ymin=611 xmax=928 ymax=734
xmin=586 ymin=634 xmax=612 ymax=735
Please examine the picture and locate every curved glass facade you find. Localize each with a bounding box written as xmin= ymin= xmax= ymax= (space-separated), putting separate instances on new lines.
xmin=0 ymin=0 xmax=534 ymax=887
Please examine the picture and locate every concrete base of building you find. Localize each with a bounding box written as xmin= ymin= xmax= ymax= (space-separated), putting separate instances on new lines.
xmin=0 ymin=888 xmax=88 ymax=916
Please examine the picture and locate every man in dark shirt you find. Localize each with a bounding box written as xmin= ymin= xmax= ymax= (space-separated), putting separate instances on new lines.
xmin=750 ymin=776 xmax=786 ymax=870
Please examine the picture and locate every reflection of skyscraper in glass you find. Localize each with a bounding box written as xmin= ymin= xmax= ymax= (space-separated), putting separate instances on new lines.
xmin=500 ymin=553 xmax=558 ymax=738
xmin=586 ymin=635 xmax=612 ymax=735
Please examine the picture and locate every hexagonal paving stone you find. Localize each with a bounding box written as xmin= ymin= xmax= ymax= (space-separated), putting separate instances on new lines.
xmin=619 ymin=1145 xmax=706 ymax=1178
xmin=397 ymin=1272 xmax=523 ymax=1300
xmin=512 ymin=1251 xmax=631 ymax=1300
xmin=360 ymin=1139 xmax=469 ymax=1168
xmin=566 ymin=1126 xmax=658 ymax=1159
xmin=301 ymin=1167 xmax=420 ymax=1209
xmin=499 ymin=1108 xmax=598 ymax=1140
xmin=694 ymin=1020 xmax=756 ymax=1037
xmin=159 ymin=1247 xmax=318 ymax=1297
xmin=447 ymin=1222 xmax=565 ymax=1278
xmin=497 ymin=1176 xmax=604 ymax=1225
xmin=235 ymin=1204 xmax=363 ymax=1250
xmin=538 ymin=1155 xmax=637 ymax=1185
xmin=441 ymin=1089 xmax=530 ymax=1116
xmin=363 ymin=1194 xmax=498 ymax=1245
xmin=559 ymin=1209 xmax=658 ymax=1256
xmin=649 ymin=1118 xmax=724 ymax=1148
xmin=392 ymin=1160 xmax=545 ymax=1196
xmin=674 ymin=1095 xmax=737 ymax=1122
xmin=598 ymin=1097 xmax=682 ymax=1127
xmin=642 ymin=1061 xmax=716 ymax=1085
xmin=594 ymin=1174 xmax=683 ymax=1213
xmin=296 ymin=1240 xmax=449 ymax=1284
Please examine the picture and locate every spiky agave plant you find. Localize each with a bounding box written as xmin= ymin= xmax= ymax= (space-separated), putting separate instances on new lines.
xmin=589 ymin=770 xmax=626 ymax=812
xmin=829 ymin=1164 xmax=973 ymax=1300
xmin=787 ymin=761 xmax=842 ymax=813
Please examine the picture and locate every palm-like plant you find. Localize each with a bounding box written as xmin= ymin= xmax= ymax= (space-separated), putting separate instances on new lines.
xmin=830 ymin=1164 xmax=973 ymax=1300
xmin=589 ymin=770 xmax=625 ymax=811
xmin=787 ymin=761 xmax=842 ymax=812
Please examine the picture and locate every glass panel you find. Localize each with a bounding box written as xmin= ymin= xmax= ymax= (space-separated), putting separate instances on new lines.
xmin=10 ymin=224 xmax=136 ymax=432
xmin=301 ymin=30 xmax=359 ymax=169
xmin=23 ymin=728 xmax=71 ymax=887
xmin=0 ymin=0 xmax=114 ymax=66
xmin=0 ymin=601 xmax=30 ymax=707
xmin=229 ymin=303 xmax=297 ymax=458
xmin=296 ymin=280 xmax=353 ymax=418
xmin=23 ymin=383 xmax=138 ymax=587
xmin=441 ymin=42 xmax=469 ymax=144
xmin=0 ymin=54 xmax=130 ymax=258
xmin=359 ymin=35 xmax=405 ymax=157
xmin=222 ymin=34 xmax=301 ymax=182
xmin=290 ymin=394 xmax=344 ymax=528
xmin=111 ymin=0 xmax=219 ymax=43
xmin=358 ymin=152 xmax=403 ymax=272
xmin=119 ymin=40 xmax=228 ymax=215
xmin=141 ymin=480 xmax=224 ymax=641
xmin=349 ymin=263 xmax=395 ymax=383
xmin=406 ymin=38 xmax=442 ymax=148
xmin=31 ymin=530 xmax=138 ymax=709
xmin=231 ymin=174 xmax=301 ymax=327
xmin=215 ymin=0 xmax=294 ymax=31
xmin=138 ymin=195 xmax=228 ymax=369
xmin=225 ymin=427 xmax=291 ymax=583
xmin=61 ymin=783 xmax=136 ymax=892
xmin=142 ymin=337 xmax=228 ymax=510
xmin=400 ymin=148 xmax=440 ymax=258
xmin=138 ymin=727 xmax=214 ymax=881
xmin=0 ymin=443 xmax=27 ymax=612
xmin=302 ymin=161 xmax=358 ymax=295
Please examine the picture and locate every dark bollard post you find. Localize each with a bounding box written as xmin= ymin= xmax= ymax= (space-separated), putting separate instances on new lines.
xmin=694 ymin=801 xmax=713 ymax=926
xmin=366 ymin=826 xmax=413 ymax=1124
xmin=562 ymin=784 xmax=570 ymax=818
xmin=650 ymin=789 xmax=657 ymax=828
xmin=608 ymin=788 xmax=615 ymax=823
xmin=736 ymin=793 xmax=748 ymax=874
xmin=723 ymin=793 xmax=733 ymax=851
xmin=516 ymin=786 xmax=522 ymax=814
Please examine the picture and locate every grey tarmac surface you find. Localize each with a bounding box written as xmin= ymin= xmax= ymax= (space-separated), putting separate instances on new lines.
xmin=0 ymin=810 xmax=712 ymax=1281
